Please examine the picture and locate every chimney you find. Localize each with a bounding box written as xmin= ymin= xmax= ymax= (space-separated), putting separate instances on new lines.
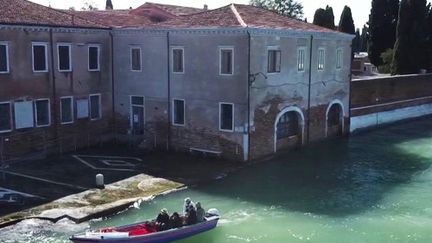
xmin=203 ymin=4 xmax=208 ymax=10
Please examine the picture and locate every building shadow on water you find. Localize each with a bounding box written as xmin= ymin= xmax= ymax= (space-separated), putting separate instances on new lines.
xmin=196 ymin=119 xmax=432 ymax=217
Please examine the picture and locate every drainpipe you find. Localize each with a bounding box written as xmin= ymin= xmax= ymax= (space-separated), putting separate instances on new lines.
xmin=348 ymin=42 xmax=354 ymax=135
xmin=49 ymin=29 xmax=58 ymax=139
xmin=166 ymin=32 xmax=171 ymax=150
xmin=306 ymin=35 xmax=313 ymax=144
xmin=109 ymin=31 xmax=116 ymax=140
xmin=247 ymin=30 xmax=251 ymax=161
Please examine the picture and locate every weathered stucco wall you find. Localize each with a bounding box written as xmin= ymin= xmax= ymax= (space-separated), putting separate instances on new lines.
xmin=0 ymin=26 xmax=113 ymax=160
xmin=249 ymin=34 xmax=351 ymax=159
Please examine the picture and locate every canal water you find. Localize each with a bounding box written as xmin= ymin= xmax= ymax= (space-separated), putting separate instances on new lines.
xmin=1 ymin=119 xmax=432 ymax=242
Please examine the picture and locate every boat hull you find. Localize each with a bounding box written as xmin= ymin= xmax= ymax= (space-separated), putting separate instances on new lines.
xmin=70 ymin=216 xmax=219 ymax=243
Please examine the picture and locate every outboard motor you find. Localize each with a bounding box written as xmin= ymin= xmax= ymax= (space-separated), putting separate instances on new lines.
xmin=206 ymin=208 xmax=220 ymax=217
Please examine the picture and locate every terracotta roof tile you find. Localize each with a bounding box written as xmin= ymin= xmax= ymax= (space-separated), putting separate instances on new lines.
xmin=0 ymin=0 xmax=106 ymax=28
xmin=133 ymin=2 xmax=204 ymax=16
xmin=67 ymin=10 xmax=154 ymax=28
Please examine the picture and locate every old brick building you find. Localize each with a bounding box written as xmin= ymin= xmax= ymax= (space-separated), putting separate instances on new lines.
xmin=0 ymin=0 xmax=353 ymax=162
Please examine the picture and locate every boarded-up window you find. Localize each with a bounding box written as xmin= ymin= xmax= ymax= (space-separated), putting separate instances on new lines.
xmin=61 ymin=97 xmax=73 ymax=124
xmin=220 ymin=103 xmax=233 ymax=131
xmin=0 ymin=43 xmax=9 ymax=73
xmin=131 ymin=47 xmax=141 ymax=71
xmin=0 ymin=102 xmax=12 ymax=132
xmin=268 ymin=50 xmax=281 ymax=73
xmin=88 ymin=46 xmax=99 ymax=71
xmin=58 ymin=44 xmax=71 ymax=71
xmin=35 ymin=99 xmax=50 ymax=127
xmin=33 ymin=43 xmax=47 ymax=72
xmin=172 ymin=48 xmax=184 ymax=73
xmin=336 ymin=49 xmax=343 ymax=69
xmin=90 ymin=94 xmax=101 ymax=120
xmin=220 ymin=48 xmax=233 ymax=75
xmin=14 ymin=101 xmax=34 ymax=129
xmin=277 ymin=112 xmax=299 ymax=139
xmin=77 ymin=99 xmax=89 ymax=119
xmin=173 ymin=99 xmax=185 ymax=125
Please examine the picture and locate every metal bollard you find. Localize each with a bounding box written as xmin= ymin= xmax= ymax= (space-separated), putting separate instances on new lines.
xmin=96 ymin=174 xmax=105 ymax=189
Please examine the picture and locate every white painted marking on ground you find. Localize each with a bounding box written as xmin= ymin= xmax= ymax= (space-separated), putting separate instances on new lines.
xmin=72 ymin=155 xmax=97 ymax=169
xmin=72 ymin=155 xmax=141 ymax=172
xmin=0 ymin=171 xmax=89 ymax=190
xmin=74 ymin=155 xmax=143 ymax=162
xmin=0 ymin=187 xmax=44 ymax=199
xmin=100 ymin=160 xmax=135 ymax=167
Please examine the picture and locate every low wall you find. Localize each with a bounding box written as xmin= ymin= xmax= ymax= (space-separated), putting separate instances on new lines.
xmin=350 ymin=74 xmax=432 ymax=132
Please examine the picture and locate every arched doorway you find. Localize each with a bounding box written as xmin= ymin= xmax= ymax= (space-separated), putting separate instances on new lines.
xmin=325 ymin=100 xmax=345 ymax=137
xmin=274 ymin=106 xmax=305 ymax=152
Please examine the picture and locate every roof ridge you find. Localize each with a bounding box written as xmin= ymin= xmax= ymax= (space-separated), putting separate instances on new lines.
xmin=230 ymin=4 xmax=247 ymax=27
xmin=144 ymin=2 xmax=202 ymax=10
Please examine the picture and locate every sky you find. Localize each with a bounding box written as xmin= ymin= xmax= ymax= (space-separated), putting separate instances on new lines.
xmin=30 ymin=0 xmax=372 ymax=29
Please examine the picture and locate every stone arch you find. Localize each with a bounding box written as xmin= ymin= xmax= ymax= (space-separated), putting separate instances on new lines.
xmin=273 ymin=106 xmax=305 ymax=153
xmin=325 ymin=99 xmax=345 ymax=137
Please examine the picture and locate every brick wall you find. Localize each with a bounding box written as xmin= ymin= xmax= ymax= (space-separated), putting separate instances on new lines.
xmin=351 ymin=74 xmax=432 ymax=116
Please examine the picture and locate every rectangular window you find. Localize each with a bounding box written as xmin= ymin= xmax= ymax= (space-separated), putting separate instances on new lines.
xmin=58 ymin=44 xmax=71 ymax=72
xmin=297 ymin=47 xmax=306 ymax=71
xmin=336 ymin=48 xmax=343 ymax=69
xmin=14 ymin=101 xmax=34 ymax=129
xmin=318 ymin=48 xmax=325 ymax=70
xmin=131 ymin=47 xmax=142 ymax=71
xmin=60 ymin=97 xmax=74 ymax=124
xmin=220 ymin=47 xmax=234 ymax=75
xmin=76 ymin=99 xmax=89 ymax=119
xmin=0 ymin=42 xmax=9 ymax=73
xmin=172 ymin=99 xmax=185 ymax=126
xmin=89 ymin=94 xmax=101 ymax=120
xmin=219 ymin=103 xmax=234 ymax=132
xmin=32 ymin=43 xmax=48 ymax=72
xmin=34 ymin=99 xmax=50 ymax=127
xmin=267 ymin=49 xmax=281 ymax=73
xmin=172 ymin=48 xmax=184 ymax=73
xmin=0 ymin=102 xmax=12 ymax=132
xmin=88 ymin=45 xmax=100 ymax=71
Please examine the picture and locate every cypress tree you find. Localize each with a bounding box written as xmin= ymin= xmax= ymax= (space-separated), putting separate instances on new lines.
xmin=338 ymin=6 xmax=355 ymax=35
xmin=313 ymin=5 xmax=335 ymax=29
xmin=353 ymin=29 xmax=361 ymax=53
xmin=368 ymin=0 xmax=399 ymax=66
xmin=106 ymin=0 xmax=113 ymax=10
xmin=360 ymin=25 xmax=369 ymax=52
xmin=392 ymin=0 xmax=428 ymax=74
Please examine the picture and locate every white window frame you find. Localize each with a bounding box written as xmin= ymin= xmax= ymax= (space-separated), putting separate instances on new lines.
xmin=171 ymin=46 xmax=185 ymax=74
xmin=172 ymin=98 xmax=185 ymax=126
xmin=0 ymin=101 xmax=12 ymax=133
xmin=336 ymin=48 xmax=343 ymax=70
xmin=219 ymin=102 xmax=234 ymax=132
xmin=57 ymin=43 xmax=72 ymax=72
xmin=88 ymin=44 xmax=100 ymax=72
xmin=0 ymin=42 xmax=10 ymax=74
xmin=267 ymin=46 xmax=281 ymax=74
xmin=318 ymin=47 xmax=325 ymax=71
xmin=89 ymin=94 xmax=102 ymax=121
xmin=130 ymin=46 xmax=142 ymax=72
xmin=297 ymin=47 xmax=306 ymax=72
xmin=34 ymin=98 xmax=51 ymax=127
xmin=60 ymin=96 xmax=74 ymax=125
xmin=129 ymin=95 xmax=145 ymax=129
xmin=32 ymin=42 xmax=48 ymax=73
xmin=219 ymin=46 xmax=234 ymax=76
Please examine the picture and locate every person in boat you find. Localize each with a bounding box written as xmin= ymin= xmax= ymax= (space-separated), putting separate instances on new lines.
xmin=169 ymin=212 xmax=183 ymax=229
xmin=185 ymin=204 xmax=197 ymax=225
xmin=156 ymin=208 xmax=170 ymax=231
xmin=196 ymin=202 xmax=205 ymax=222
xmin=183 ymin=197 xmax=196 ymax=215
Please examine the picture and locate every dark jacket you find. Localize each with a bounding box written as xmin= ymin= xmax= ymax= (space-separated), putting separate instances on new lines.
xmin=186 ymin=207 xmax=197 ymax=225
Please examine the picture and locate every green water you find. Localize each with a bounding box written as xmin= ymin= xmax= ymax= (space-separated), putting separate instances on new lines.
xmin=2 ymin=119 xmax=432 ymax=243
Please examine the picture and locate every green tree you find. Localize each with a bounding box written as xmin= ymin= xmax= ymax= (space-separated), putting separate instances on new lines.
xmin=250 ymin=0 xmax=304 ymax=18
xmin=353 ymin=29 xmax=361 ymax=53
xmin=81 ymin=1 xmax=98 ymax=10
xmin=360 ymin=25 xmax=369 ymax=52
xmin=368 ymin=0 xmax=399 ymax=66
xmin=313 ymin=5 xmax=335 ymax=29
xmin=378 ymin=48 xmax=394 ymax=73
xmin=392 ymin=0 xmax=429 ymax=74
xmin=106 ymin=0 xmax=113 ymax=10
xmin=338 ymin=6 xmax=355 ymax=34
